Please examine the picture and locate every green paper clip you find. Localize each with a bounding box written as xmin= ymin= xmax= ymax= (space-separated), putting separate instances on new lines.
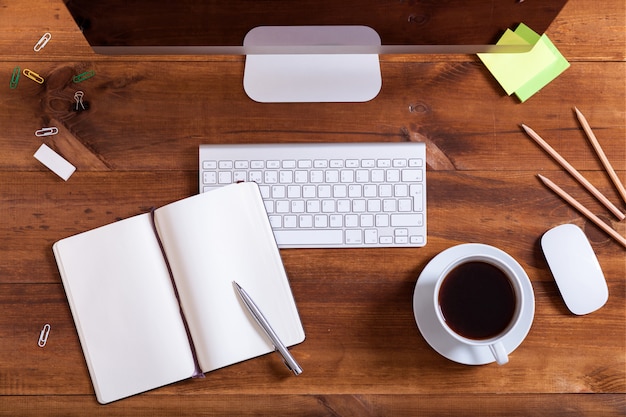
xmin=10 ymin=66 xmax=20 ymax=89
xmin=73 ymin=70 xmax=95 ymax=83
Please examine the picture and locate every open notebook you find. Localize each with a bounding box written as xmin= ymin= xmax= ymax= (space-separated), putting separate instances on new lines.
xmin=53 ymin=182 xmax=305 ymax=404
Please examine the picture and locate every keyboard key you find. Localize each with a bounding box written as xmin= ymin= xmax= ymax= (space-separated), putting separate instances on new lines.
xmin=333 ymin=184 xmax=347 ymax=198
xmin=365 ymin=229 xmax=378 ymax=244
xmin=279 ymin=171 xmax=293 ymax=183
xmin=272 ymin=185 xmax=286 ymax=198
xmin=310 ymin=170 xmax=324 ymax=183
xmin=299 ymin=215 xmax=313 ymax=228
xmin=345 ymin=214 xmax=358 ymax=227
xmin=314 ymin=214 xmax=328 ymax=228
xmin=391 ymin=213 xmax=423 ymax=227
xmin=288 ymin=185 xmax=301 ymax=198
xmin=274 ymin=230 xmax=343 ymax=246
xmin=402 ymin=169 xmax=423 ymax=182
xmin=295 ymin=171 xmax=308 ymax=183
xmin=203 ymin=172 xmax=217 ymax=184
xmin=283 ymin=215 xmax=297 ymax=228
xmin=291 ymin=200 xmax=305 ymax=213
xmin=393 ymin=159 xmax=407 ymax=168
xmin=361 ymin=214 xmax=374 ymax=227
xmin=306 ymin=200 xmax=320 ymax=213
xmin=345 ymin=230 xmax=362 ymax=244
xmin=269 ymin=216 xmax=281 ymax=228
xmin=303 ymin=185 xmax=316 ymax=198
xmin=330 ymin=160 xmax=343 ymax=168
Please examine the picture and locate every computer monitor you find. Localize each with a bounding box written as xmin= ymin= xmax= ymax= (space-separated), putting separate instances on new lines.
xmin=63 ymin=0 xmax=568 ymax=103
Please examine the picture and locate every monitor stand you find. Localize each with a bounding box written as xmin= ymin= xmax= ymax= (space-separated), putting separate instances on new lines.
xmin=243 ymin=26 xmax=382 ymax=103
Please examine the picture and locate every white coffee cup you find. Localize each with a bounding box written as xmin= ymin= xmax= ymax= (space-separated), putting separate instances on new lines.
xmin=433 ymin=254 xmax=525 ymax=365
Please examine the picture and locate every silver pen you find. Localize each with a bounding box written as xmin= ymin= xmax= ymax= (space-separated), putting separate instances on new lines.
xmin=233 ymin=281 xmax=302 ymax=375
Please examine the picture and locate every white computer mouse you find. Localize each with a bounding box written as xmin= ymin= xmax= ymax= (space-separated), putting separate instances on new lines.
xmin=541 ymin=224 xmax=608 ymax=315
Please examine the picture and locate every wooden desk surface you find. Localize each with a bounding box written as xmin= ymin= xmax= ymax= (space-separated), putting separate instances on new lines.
xmin=1 ymin=1 xmax=624 ymax=415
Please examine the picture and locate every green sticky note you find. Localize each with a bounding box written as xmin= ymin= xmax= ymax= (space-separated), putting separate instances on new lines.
xmin=477 ymin=23 xmax=569 ymax=102
xmin=514 ymin=34 xmax=570 ymax=102
xmin=514 ymin=22 xmax=541 ymax=44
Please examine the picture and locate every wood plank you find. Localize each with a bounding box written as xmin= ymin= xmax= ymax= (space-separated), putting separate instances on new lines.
xmin=0 ymin=394 xmax=624 ymax=416
xmin=1 ymin=280 xmax=623 ymax=395
xmin=1 ymin=171 xmax=624 ymax=284
xmin=2 ymin=60 xmax=624 ymax=172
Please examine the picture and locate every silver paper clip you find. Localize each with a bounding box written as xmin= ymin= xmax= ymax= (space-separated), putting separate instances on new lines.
xmin=35 ymin=127 xmax=59 ymax=137
xmin=34 ymin=32 xmax=52 ymax=52
xmin=74 ymin=91 xmax=86 ymax=111
xmin=38 ymin=324 xmax=51 ymax=347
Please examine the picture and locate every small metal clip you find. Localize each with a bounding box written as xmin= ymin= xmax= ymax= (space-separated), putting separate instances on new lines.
xmin=73 ymin=69 xmax=96 ymax=83
xmin=23 ymin=69 xmax=44 ymax=84
xmin=74 ymin=90 xmax=86 ymax=111
xmin=35 ymin=127 xmax=59 ymax=137
xmin=10 ymin=66 xmax=20 ymax=89
xmin=38 ymin=323 xmax=51 ymax=347
xmin=34 ymin=32 xmax=52 ymax=52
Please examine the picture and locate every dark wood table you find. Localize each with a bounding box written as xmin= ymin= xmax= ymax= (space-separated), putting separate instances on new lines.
xmin=1 ymin=1 xmax=624 ymax=415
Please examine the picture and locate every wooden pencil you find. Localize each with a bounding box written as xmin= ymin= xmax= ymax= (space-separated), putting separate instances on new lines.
xmin=522 ymin=124 xmax=625 ymax=221
xmin=537 ymin=174 xmax=626 ymax=248
xmin=574 ymin=107 xmax=626 ymax=206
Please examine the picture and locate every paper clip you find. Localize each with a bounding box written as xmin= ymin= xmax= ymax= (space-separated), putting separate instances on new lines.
xmin=35 ymin=127 xmax=59 ymax=137
xmin=74 ymin=91 xmax=86 ymax=111
xmin=73 ymin=70 xmax=95 ymax=83
xmin=34 ymin=32 xmax=52 ymax=52
xmin=23 ymin=69 xmax=44 ymax=84
xmin=38 ymin=324 xmax=51 ymax=347
xmin=10 ymin=66 xmax=20 ymax=89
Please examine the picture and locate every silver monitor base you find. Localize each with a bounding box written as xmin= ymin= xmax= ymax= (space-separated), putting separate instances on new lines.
xmin=243 ymin=26 xmax=382 ymax=103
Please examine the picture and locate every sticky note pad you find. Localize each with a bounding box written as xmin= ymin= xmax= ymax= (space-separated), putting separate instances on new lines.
xmin=478 ymin=23 xmax=570 ymax=102
xmin=34 ymin=144 xmax=76 ymax=181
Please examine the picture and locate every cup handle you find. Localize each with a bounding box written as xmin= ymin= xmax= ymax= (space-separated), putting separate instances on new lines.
xmin=489 ymin=342 xmax=509 ymax=365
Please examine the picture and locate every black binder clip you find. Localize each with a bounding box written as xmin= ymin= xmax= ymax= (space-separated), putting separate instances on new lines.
xmin=72 ymin=90 xmax=90 ymax=112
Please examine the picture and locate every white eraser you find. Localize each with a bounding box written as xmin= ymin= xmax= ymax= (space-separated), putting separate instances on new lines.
xmin=34 ymin=144 xmax=76 ymax=181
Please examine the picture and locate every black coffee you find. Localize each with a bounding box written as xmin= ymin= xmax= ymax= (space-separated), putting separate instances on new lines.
xmin=438 ymin=261 xmax=516 ymax=340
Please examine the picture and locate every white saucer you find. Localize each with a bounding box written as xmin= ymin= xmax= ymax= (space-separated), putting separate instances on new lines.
xmin=413 ymin=243 xmax=535 ymax=365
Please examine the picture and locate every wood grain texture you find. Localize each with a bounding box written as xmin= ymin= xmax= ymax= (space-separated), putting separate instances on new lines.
xmin=0 ymin=0 xmax=624 ymax=415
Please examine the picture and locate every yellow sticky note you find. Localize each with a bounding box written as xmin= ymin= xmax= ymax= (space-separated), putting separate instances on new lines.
xmin=478 ymin=28 xmax=557 ymax=95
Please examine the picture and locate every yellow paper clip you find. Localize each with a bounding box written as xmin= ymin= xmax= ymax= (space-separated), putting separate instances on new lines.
xmin=23 ymin=69 xmax=44 ymax=84
xmin=38 ymin=323 xmax=51 ymax=347
xmin=34 ymin=32 xmax=52 ymax=52
xmin=10 ymin=66 xmax=20 ymax=89
xmin=35 ymin=127 xmax=59 ymax=137
xmin=73 ymin=69 xmax=95 ymax=83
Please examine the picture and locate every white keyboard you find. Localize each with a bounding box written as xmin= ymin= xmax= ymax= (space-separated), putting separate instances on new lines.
xmin=199 ymin=142 xmax=426 ymax=248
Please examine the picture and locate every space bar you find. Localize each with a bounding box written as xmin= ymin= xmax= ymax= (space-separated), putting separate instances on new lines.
xmin=274 ymin=230 xmax=343 ymax=246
